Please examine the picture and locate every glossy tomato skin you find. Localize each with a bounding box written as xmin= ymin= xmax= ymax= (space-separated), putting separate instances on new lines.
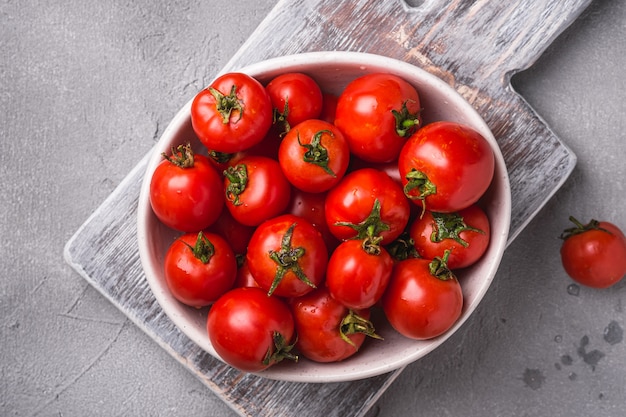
xmin=149 ymin=150 xmax=224 ymax=233
xmin=289 ymin=287 xmax=372 ymax=363
xmin=560 ymin=219 xmax=626 ymax=288
xmin=164 ymin=232 xmax=237 ymax=307
xmin=334 ymin=73 xmax=421 ymax=163
xmin=382 ymin=258 xmax=463 ymax=340
xmin=278 ymin=119 xmax=350 ymax=193
xmin=324 ymin=168 xmax=410 ymax=245
xmin=326 ymin=239 xmax=394 ymax=310
xmin=410 ymin=204 xmax=491 ymax=269
xmin=191 ymin=72 xmax=272 ymax=153
xmin=399 ymin=121 xmax=494 ymax=213
xmin=207 ymin=287 xmax=296 ymax=372
xmin=246 ymin=214 xmax=328 ymax=298
xmin=233 ymin=259 xmax=261 ymax=289
xmin=319 ymin=93 xmax=338 ymax=124
xmin=265 ymin=72 xmax=323 ymax=133
xmin=288 ymin=189 xmax=340 ymax=251
xmin=223 ymin=155 xmax=291 ymax=227
xmin=207 ymin=207 xmax=255 ymax=256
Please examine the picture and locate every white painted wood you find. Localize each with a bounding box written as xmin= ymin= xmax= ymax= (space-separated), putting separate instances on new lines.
xmin=64 ymin=0 xmax=593 ymax=415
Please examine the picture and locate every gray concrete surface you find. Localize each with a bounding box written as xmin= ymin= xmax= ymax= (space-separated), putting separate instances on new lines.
xmin=2 ymin=0 xmax=625 ymax=416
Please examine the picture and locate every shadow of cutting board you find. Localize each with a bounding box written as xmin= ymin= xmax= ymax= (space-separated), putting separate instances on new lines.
xmin=64 ymin=0 xmax=592 ymax=416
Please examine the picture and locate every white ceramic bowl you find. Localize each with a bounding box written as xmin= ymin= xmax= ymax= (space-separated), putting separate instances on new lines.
xmin=137 ymin=51 xmax=511 ymax=383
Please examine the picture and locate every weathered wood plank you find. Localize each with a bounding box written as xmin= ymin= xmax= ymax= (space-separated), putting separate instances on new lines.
xmin=64 ymin=153 xmax=399 ymax=417
xmin=65 ymin=0 xmax=593 ymax=416
xmin=222 ymin=0 xmax=592 ymax=240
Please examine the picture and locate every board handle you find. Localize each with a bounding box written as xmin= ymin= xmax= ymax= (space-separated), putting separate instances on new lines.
xmin=221 ymin=0 xmax=593 ymax=237
xmin=395 ymin=0 xmax=593 ymax=85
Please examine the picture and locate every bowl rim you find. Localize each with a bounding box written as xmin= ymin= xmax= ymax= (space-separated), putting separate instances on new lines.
xmin=137 ymin=50 xmax=512 ymax=383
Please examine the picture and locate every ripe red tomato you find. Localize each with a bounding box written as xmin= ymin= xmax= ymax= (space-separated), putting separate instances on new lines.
xmin=246 ymin=214 xmax=328 ymax=298
xmin=223 ymin=155 xmax=291 ymax=226
xmin=278 ymin=119 xmax=350 ymax=193
xmin=399 ymin=121 xmax=494 ymax=214
xmin=319 ymin=93 xmax=338 ymax=124
xmin=233 ymin=259 xmax=261 ymax=289
xmin=324 ymin=168 xmax=410 ymax=245
xmin=326 ymin=239 xmax=394 ymax=310
xmin=287 ymin=189 xmax=339 ymax=251
xmin=164 ymin=232 xmax=237 ymax=307
xmin=265 ymin=72 xmax=323 ymax=134
xmin=334 ymin=73 xmax=421 ymax=163
xmin=382 ymin=256 xmax=463 ymax=340
xmin=191 ymin=72 xmax=272 ymax=153
xmin=409 ymin=204 xmax=490 ymax=269
xmin=289 ymin=287 xmax=381 ymax=363
xmin=207 ymin=207 xmax=255 ymax=256
xmin=560 ymin=216 xmax=626 ymax=288
xmin=149 ymin=144 xmax=224 ymax=232
xmin=207 ymin=287 xmax=297 ymax=372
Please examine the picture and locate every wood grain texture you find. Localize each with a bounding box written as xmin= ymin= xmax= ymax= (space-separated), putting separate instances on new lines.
xmin=65 ymin=0 xmax=592 ymax=416
xmin=64 ymin=154 xmax=397 ymax=417
xmin=223 ymin=0 xmax=592 ymax=240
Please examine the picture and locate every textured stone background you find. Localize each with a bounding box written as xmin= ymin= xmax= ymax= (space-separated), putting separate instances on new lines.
xmin=1 ymin=0 xmax=625 ymax=416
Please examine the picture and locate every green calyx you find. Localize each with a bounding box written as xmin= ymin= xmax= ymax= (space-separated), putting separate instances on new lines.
xmin=267 ymin=222 xmax=316 ymax=296
xmin=207 ymin=149 xmax=235 ymax=165
xmin=560 ymin=215 xmax=612 ymax=240
xmin=386 ymin=231 xmax=420 ymax=261
xmin=334 ymin=199 xmax=390 ymax=255
xmin=391 ymin=100 xmax=421 ymax=138
xmin=223 ymin=164 xmax=248 ymax=206
xmin=273 ymin=99 xmax=291 ymax=135
xmin=262 ymin=331 xmax=299 ymax=366
xmin=430 ymin=212 xmax=485 ymax=247
xmin=209 ymin=84 xmax=243 ymax=124
xmin=299 ymin=129 xmax=336 ymax=177
xmin=182 ymin=231 xmax=215 ymax=264
xmin=339 ymin=310 xmax=383 ymax=349
xmin=403 ymin=169 xmax=436 ymax=216
xmin=162 ymin=142 xmax=195 ymax=168
xmin=428 ymin=250 xmax=456 ymax=281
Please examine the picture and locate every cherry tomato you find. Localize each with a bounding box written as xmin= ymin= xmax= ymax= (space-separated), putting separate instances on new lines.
xmin=191 ymin=72 xmax=272 ymax=153
xmin=233 ymin=259 xmax=261 ymax=289
xmin=409 ymin=204 xmax=490 ymax=269
xmin=278 ymin=119 xmax=350 ymax=193
xmin=207 ymin=207 xmax=255 ymax=256
xmin=348 ymin=156 xmax=403 ymax=186
xmin=382 ymin=255 xmax=463 ymax=340
xmin=289 ymin=287 xmax=381 ymax=363
xmin=319 ymin=93 xmax=338 ymax=124
xmin=223 ymin=155 xmax=291 ymax=226
xmin=399 ymin=121 xmax=494 ymax=213
xmin=266 ymin=72 xmax=323 ymax=134
xmin=207 ymin=287 xmax=297 ymax=372
xmin=334 ymin=73 xmax=421 ymax=163
xmin=149 ymin=143 xmax=224 ymax=232
xmin=324 ymin=168 xmax=410 ymax=245
xmin=326 ymin=239 xmax=394 ymax=310
xmin=164 ymin=231 xmax=237 ymax=307
xmin=246 ymin=214 xmax=328 ymax=298
xmin=287 ymin=189 xmax=339 ymax=251
xmin=560 ymin=216 xmax=626 ymax=288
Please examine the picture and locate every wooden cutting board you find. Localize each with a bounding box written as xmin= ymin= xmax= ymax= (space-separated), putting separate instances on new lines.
xmin=64 ymin=0 xmax=592 ymax=416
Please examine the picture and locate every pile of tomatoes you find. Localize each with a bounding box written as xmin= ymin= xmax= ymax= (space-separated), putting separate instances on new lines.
xmin=149 ymin=70 xmax=496 ymax=373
